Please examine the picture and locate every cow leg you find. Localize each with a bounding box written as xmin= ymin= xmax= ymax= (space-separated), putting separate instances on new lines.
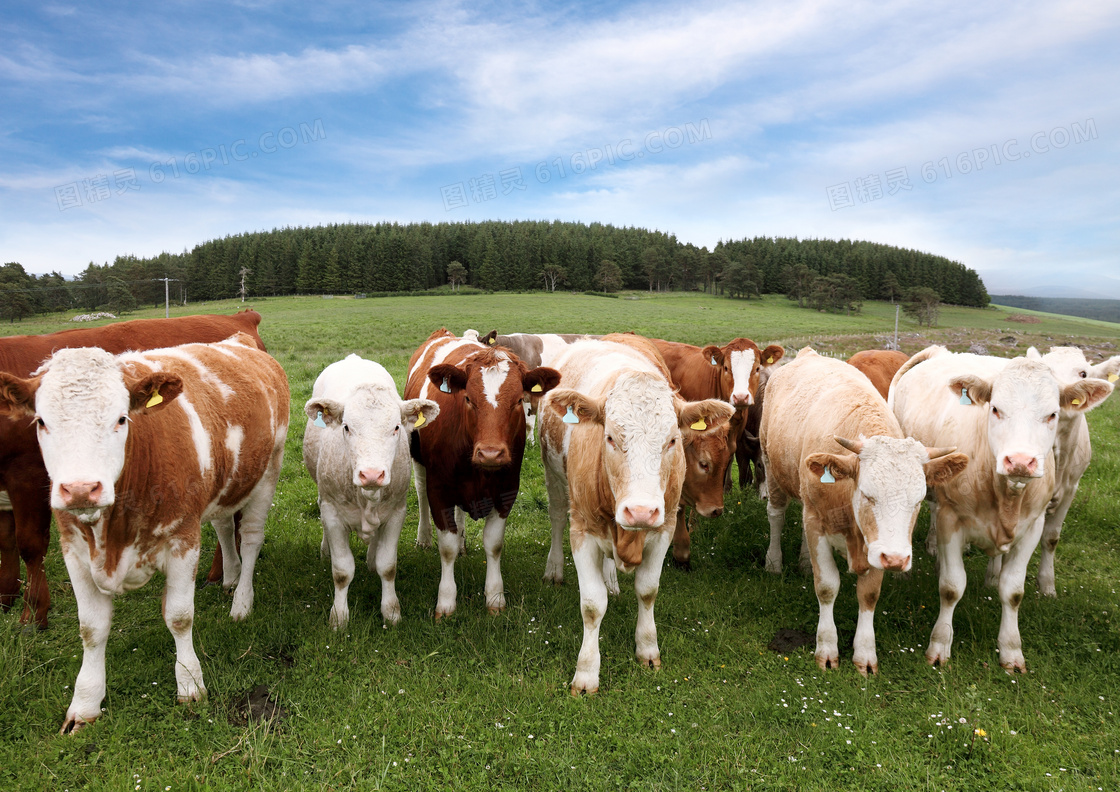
xmin=322 ymin=502 xmax=355 ymax=630
xmin=764 ymin=488 xmax=789 ymax=574
xmin=853 ymin=566 xmax=884 ymax=676
xmin=670 ymin=506 xmax=693 ymax=570
xmin=925 ymin=500 xmax=940 ymax=559
xmin=996 ymin=515 xmax=1044 ymax=673
xmin=634 ymin=525 xmax=673 ymax=671
xmin=224 ymin=445 xmax=281 ymax=621
xmin=9 ymin=484 xmax=52 ymax=629
xmin=805 ymin=519 xmax=841 ymax=670
xmin=482 ymin=510 xmax=507 ymax=613
xmin=213 ymin=516 xmax=241 ymax=593
xmin=0 ymin=509 xmax=19 ymax=611
xmin=370 ymin=508 xmax=405 ymax=625
xmin=1037 ymin=488 xmax=1076 ymax=597
xmin=60 ymin=550 xmax=113 ymax=734
xmin=984 ymin=555 xmax=1002 ymax=588
xmin=162 ymin=544 xmax=206 ymax=704
xmin=455 ymin=507 xmax=467 ymax=557
xmin=413 ymin=462 xmax=433 ymax=548
xmin=204 ymin=513 xmax=240 ymax=585
xmin=542 ymin=462 xmax=569 ymax=585
xmin=435 ymin=526 xmax=459 ymax=619
xmin=571 ymin=529 xmax=607 ymax=695
xmin=602 ymin=555 xmax=620 ymax=596
xmin=524 ymin=402 xmax=536 ymax=446
xmin=798 ymin=525 xmax=812 ymax=576
xmin=927 ymin=520 xmax=966 ymax=667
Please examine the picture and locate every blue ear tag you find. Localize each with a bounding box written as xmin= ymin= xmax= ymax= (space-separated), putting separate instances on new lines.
xmin=313 ymin=411 xmax=327 ymax=428
xmin=819 ymin=466 xmax=836 ymax=484
xmin=562 ymin=405 xmax=580 ymax=424
xmin=959 ymin=387 xmax=972 ymax=406
xmin=440 ymin=377 xmax=451 ymax=393
xmin=711 ymin=356 xmax=718 ymax=366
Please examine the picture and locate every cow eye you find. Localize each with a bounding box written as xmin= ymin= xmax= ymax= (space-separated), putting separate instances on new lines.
xmin=699 ymin=461 xmax=710 ymax=472
xmin=606 ymin=435 xmax=615 ymax=447
xmin=117 ymin=416 xmax=127 ymax=426
xmin=1079 ymin=371 xmax=1087 ymax=378
xmin=667 ymin=438 xmax=676 ymax=448
xmin=1047 ymin=412 xmax=1057 ymax=422
xmin=35 ymin=417 xmax=46 ymax=430
xmin=991 ymin=407 xmax=1001 ymax=419
xmin=343 ymin=424 xmax=350 ymax=434
xmin=394 ymin=424 xmax=400 ymax=433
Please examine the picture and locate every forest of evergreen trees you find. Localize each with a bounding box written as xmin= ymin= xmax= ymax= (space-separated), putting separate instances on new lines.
xmin=0 ymin=220 xmax=989 ymax=321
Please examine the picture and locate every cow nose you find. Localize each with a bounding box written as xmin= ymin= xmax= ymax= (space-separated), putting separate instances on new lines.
xmin=708 ymin=507 xmax=723 ymax=518
xmin=879 ymin=552 xmax=911 ymax=571
xmin=358 ymin=468 xmax=386 ymax=487
xmin=1003 ymin=454 xmax=1038 ymax=477
xmin=59 ymin=481 xmax=103 ymax=508
xmin=730 ymin=392 xmax=752 ymax=407
xmin=474 ymin=445 xmax=509 ymax=468
xmin=622 ymin=505 xmax=660 ymax=527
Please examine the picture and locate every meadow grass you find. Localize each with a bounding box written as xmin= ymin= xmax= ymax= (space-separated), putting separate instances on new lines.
xmin=1 ymin=292 xmax=1118 ymax=791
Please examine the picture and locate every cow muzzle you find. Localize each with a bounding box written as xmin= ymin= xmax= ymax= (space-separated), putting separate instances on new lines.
xmin=356 ymin=467 xmax=388 ymax=488
xmin=1000 ymin=453 xmax=1041 ymax=478
xmin=618 ymin=504 xmax=663 ymax=529
xmin=876 ymin=552 xmax=912 ymax=572
xmin=730 ymin=391 xmax=753 ymax=407
xmin=58 ymin=481 xmax=104 ymax=509
xmin=473 ymin=445 xmax=510 ymax=469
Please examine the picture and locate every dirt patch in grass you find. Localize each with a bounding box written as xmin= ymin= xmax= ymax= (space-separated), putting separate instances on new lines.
xmin=1006 ymin=314 xmax=1042 ymax=324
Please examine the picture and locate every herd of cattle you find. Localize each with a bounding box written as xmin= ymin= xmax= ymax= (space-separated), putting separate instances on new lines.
xmin=0 ymin=310 xmax=1116 ymax=732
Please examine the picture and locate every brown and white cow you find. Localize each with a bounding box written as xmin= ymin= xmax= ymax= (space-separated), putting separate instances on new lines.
xmin=539 ymin=338 xmax=733 ymax=694
xmin=761 ymin=348 xmax=967 ymax=674
xmin=890 ymin=346 xmax=1110 ymax=671
xmin=406 ymin=329 xmax=560 ymax=618
xmin=652 ymin=337 xmax=784 ymax=566
xmin=0 ymin=334 xmax=289 ymax=732
xmin=0 ymin=310 xmax=266 ymax=630
xmin=847 ymin=349 xmax=910 ymax=400
xmin=980 ymin=347 xmax=1120 ymax=595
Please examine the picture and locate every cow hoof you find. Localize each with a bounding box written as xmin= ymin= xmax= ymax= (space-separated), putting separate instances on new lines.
xmin=1037 ymin=582 xmax=1057 ymax=598
xmin=671 ymin=556 xmax=691 ymax=572
xmin=999 ymin=657 xmax=1027 ymax=674
xmin=854 ymin=660 xmax=878 ymax=677
xmin=764 ymin=557 xmax=782 ymax=575
xmin=177 ymin=687 xmax=207 ymax=704
xmin=570 ymin=683 xmax=599 ymax=697
xmin=487 ymin=605 xmax=506 ymax=615
xmin=542 ymin=573 xmax=564 ymax=586
xmin=815 ymin=653 xmax=840 ymax=670
xmin=925 ymin=650 xmax=950 ymax=667
xmin=60 ymin=713 xmax=96 ymax=735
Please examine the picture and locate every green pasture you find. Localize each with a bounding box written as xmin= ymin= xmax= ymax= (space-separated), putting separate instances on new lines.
xmin=1 ymin=292 xmax=1119 ymax=791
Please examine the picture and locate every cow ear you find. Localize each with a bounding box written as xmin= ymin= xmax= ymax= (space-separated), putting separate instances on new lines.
xmin=523 ymin=367 xmax=561 ymax=398
xmin=126 ymin=372 xmax=182 ymax=414
xmin=546 ymin=389 xmax=604 ymax=425
xmin=305 ymin=397 xmax=345 ymax=427
xmin=948 ymin=374 xmax=992 ymax=406
xmin=1060 ymin=378 xmax=1112 ymax=412
xmin=1026 ymin=346 xmax=1043 ymax=360
xmin=806 ymin=452 xmax=858 ymax=482
xmin=429 ymin=364 xmax=468 ymax=393
xmin=924 ymin=452 xmax=969 ymax=487
xmin=1089 ymin=355 xmax=1120 ymax=384
xmin=701 ymin=346 xmax=724 ymax=366
xmin=0 ymin=371 xmax=40 ymax=417
xmin=483 ymin=330 xmax=499 ymax=345
xmin=761 ymin=345 xmax=785 ymax=367
xmin=676 ymin=398 xmax=735 ymax=433
xmin=400 ymin=398 xmax=439 ymax=430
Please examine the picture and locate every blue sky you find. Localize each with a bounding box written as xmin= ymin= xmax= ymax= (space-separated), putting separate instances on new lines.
xmin=2 ymin=0 xmax=1118 ymax=297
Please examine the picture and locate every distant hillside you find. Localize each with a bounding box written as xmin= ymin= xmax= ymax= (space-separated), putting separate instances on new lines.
xmin=991 ymin=295 xmax=1120 ymax=324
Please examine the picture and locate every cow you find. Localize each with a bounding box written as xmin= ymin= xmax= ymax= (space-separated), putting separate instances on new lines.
xmin=980 ymin=347 xmax=1120 ymax=595
xmin=760 ymin=348 xmax=967 ymax=674
xmin=0 ymin=310 xmax=265 ymax=630
xmin=0 ymin=334 xmax=289 ymax=732
xmin=303 ymin=354 xmax=440 ymax=629
xmin=890 ymin=346 xmax=1110 ymax=671
xmin=651 ymin=337 xmax=784 ymax=567
xmin=405 ymin=329 xmax=560 ymax=618
xmin=539 ymin=338 xmax=734 ymax=694
xmin=847 ymin=349 xmax=910 ymax=400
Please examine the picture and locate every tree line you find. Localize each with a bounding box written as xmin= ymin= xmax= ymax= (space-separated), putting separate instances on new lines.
xmin=0 ymin=221 xmax=989 ymax=321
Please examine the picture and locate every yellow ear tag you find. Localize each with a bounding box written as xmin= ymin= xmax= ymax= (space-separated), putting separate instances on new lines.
xmin=690 ymin=418 xmax=707 ymax=431
xmin=531 ymin=383 xmax=543 ymax=393
xmin=1072 ymin=399 xmax=1082 ymax=406
xmin=146 ymin=392 xmax=163 ymax=408
xmin=414 ymin=412 xmax=426 ymax=428
xmin=488 ymin=337 xmax=495 ymax=345
xmin=1110 ymin=373 xmax=1119 ymax=383
xmin=767 ymin=357 xmax=774 ymax=364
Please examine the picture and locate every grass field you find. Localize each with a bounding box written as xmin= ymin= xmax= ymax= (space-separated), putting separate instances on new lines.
xmin=1 ymin=292 xmax=1119 ymax=791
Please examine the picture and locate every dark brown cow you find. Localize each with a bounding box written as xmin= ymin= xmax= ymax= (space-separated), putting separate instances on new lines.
xmin=0 ymin=310 xmax=265 ymax=629
xmin=472 ymin=330 xmax=598 ymax=368
xmin=405 ymin=329 xmax=560 ymax=617
xmin=847 ymin=350 xmax=910 ymax=400
xmin=652 ymin=337 xmax=784 ymax=567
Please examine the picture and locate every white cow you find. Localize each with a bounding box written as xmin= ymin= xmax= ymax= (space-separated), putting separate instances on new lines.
xmin=981 ymin=347 xmax=1120 ymax=594
xmin=760 ymin=349 xmax=967 ymax=674
xmin=303 ymin=354 xmax=439 ymax=628
xmin=890 ymin=346 xmax=1111 ymax=671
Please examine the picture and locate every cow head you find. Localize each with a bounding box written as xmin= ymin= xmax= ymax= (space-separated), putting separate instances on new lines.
xmin=1029 ymin=346 xmax=1120 ymax=410
xmin=548 ymin=372 xmax=734 ymax=529
xmin=806 ymin=435 xmax=968 ymax=572
xmin=950 ymin=358 xmax=1111 ymax=480
xmin=306 ymin=386 xmax=439 ymax=490
xmin=429 ymin=350 xmax=560 ymax=469
xmin=701 ymin=340 xmax=784 ymax=408
xmin=0 ymin=348 xmax=182 ymax=523
xmin=680 ymin=407 xmax=744 ymax=517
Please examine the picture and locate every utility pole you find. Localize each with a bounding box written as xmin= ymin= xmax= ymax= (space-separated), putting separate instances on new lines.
xmin=894 ymin=303 xmax=900 ymax=350
xmin=154 ymin=278 xmax=178 ymax=318
xmin=239 ymin=267 xmax=251 ymax=303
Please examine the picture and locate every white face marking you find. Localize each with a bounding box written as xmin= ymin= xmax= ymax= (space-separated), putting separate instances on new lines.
xmin=335 ymin=385 xmax=408 ymax=489
xmin=850 ymin=436 xmax=928 ymax=571
xmin=481 ymin=361 xmax=511 ymax=407
xmin=728 ymin=349 xmax=756 ymax=405
xmin=987 ymin=359 xmax=1060 ymax=478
